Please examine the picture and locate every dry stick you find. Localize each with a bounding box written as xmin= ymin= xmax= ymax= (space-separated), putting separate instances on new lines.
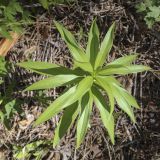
xmin=133 ymin=72 xmax=142 ymax=135
xmin=82 ymin=134 xmax=89 ymax=160
xmin=133 ymin=73 xmax=137 ymax=97
xmin=74 ymin=147 xmax=77 ymax=160
xmin=98 ymin=127 xmax=112 ymax=160
xmin=140 ymin=73 xmax=143 ymax=126
xmin=124 ymin=125 xmax=132 ymax=141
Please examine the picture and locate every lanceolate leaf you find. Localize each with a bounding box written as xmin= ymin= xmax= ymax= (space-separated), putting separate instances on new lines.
xmin=34 ymin=76 xmax=93 ymax=126
xmin=54 ymin=21 xmax=87 ymax=61
xmin=86 ymin=19 xmax=100 ymax=67
xmin=112 ymin=84 xmax=140 ymax=109
xmin=92 ymin=86 xmax=115 ymax=144
xmin=110 ymin=85 xmax=136 ymax=122
xmin=76 ymin=92 xmax=93 ymax=148
xmin=74 ymin=60 xmax=93 ymax=73
xmin=17 ymin=61 xmax=58 ymax=70
xmin=17 ymin=61 xmax=80 ymax=76
xmin=96 ymin=76 xmax=117 ymax=114
xmin=96 ymin=76 xmax=135 ymax=122
xmin=53 ymin=102 xmax=79 ymax=147
xmin=25 ymin=75 xmax=81 ymax=91
xmin=54 ymin=21 xmax=93 ymax=72
xmin=98 ymin=65 xmax=151 ymax=75
xmin=107 ymin=54 xmax=138 ymax=66
xmin=94 ymin=22 xmax=115 ymax=70
xmin=54 ymin=21 xmax=86 ymax=57
xmin=33 ymin=86 xmax=77 ymax=126
xmin=97 ymin=76 xmax=121 ymax=86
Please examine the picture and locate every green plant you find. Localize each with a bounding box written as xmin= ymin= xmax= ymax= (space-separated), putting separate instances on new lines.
xmin=0 ymin=56 xmax=7 ymax=78
xmin=0 ymin=56 xmax=22 ymax=129
xmin=0 ymin=0 xmax=31 ymax=38
xmin=136 ymin=0 xmax=160 ymax=28
xmin=17 ymin=20 xmax=150 ymax=147
xmin=0 ymin=0 xmax=74 ymax=38
xmin=13 ymin=140 xmax=52 ymax=160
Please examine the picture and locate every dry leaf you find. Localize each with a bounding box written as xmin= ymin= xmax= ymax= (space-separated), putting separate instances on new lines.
xmin=0 ymin=32 xmax=20 ymax=56
xmin=18 ymin=114 xmax=34 ymax=130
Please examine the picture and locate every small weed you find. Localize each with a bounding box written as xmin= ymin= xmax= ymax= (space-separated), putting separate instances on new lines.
xmin=0 ymin=0 xmax=74 ymax=38
xmin=136 ymin=0 xmax=160 ymax=28
xmin=13 ymin=140 xmax=52 ymax=160
xmin=0 ymin=56 xmax=23 ymax=129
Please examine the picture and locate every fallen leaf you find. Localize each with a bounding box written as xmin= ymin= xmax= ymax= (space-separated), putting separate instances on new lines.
xmin=18 ymin=114 xmax=34 ymax=130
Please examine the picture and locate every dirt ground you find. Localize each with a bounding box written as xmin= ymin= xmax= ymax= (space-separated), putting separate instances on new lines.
xmin=0 ymin=0 xmax=160 ymax=159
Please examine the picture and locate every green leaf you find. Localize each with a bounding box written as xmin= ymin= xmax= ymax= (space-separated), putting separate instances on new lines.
xmin=14 ymin=140 xmax=47 ymax=159
xmin=97 ymin=76 xmax=121 ymax=86
xmin=53 ymin=102 xmax=79 ymax=147
xmin=0 ymin=111 xmax=5 ymax=122
xmin=54 ymin=21 xmax=86 ymax=61
xmin=96 ymin=76 xmax=135 ymax=122
xmin=148 ymin=6 xmax=160 ymax=18
xmin=91 ymin=86 xmax=115 ymax=144
xmin=0 ymin=80 xmax=3 ymax=84
xmin=136 ymin=2 xmax=147 ymax=12
xmin=94 ymin=22 xmax=115 ymax=69
xmin=5 ymin=99 xmax=16 ymax=119
xmin=107 ymin=54 xmax=138 ymax=66
xmin=145 ymin=17 xmax=155 ymax=28
xmin=0 ymin=98 xmax=3 ymax=105
xmin=34 ymin=76 xmax=93 ymax=126
xmin=74 ymin=60 xmax=93 ymax=73
xmin=76 ymin=92 xmax=93 ymax=148
xmin=17 ymin=61 xmax=58 ymax=73
xmin=86 ymin=19 xmax=100 ymax=67
xmin=112 ymin=84 xmax=140 ymax=109
xmin=98 ymin=65 xmax=151 ymax=75
xmin=0 ymin=56 xmax=7 ymax=75
xmin=144 ymin=0 xmax=152 ymax=7
xmin=17 ymin=61 xmax=80 ymax=76
xmin=39 ymin=0 xmax=49 ymax=9
xmin=54 ymin=21 xmax=93 ymax=72
xmin=0 ymin=26 xmax=11 ymax=39
xmin=25 ymin=75 xmax=80 ymax=91
xmin=95 ymin=76 xmax=116 ymax=114
xmin=110 ymin=84 xmax=136 ymax=122
xmin=13 ymin=1 xmax=23 ymax=13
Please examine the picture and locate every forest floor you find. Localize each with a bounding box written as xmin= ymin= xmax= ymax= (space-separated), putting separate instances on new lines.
xmin=0 ymin=0 xmax=160 ymax=159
